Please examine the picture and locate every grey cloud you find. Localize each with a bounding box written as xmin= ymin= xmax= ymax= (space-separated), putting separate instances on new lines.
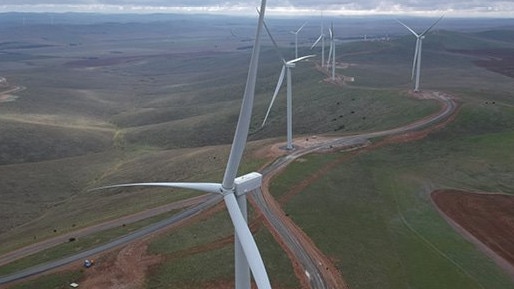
xmin=1 ymin=0 xmax=512 ymax=14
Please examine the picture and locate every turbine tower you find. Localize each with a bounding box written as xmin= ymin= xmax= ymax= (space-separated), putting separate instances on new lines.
xmin=291 ymin=21 xmax=307 ymax=59
xmin=310 ymin=13 xmax=325 ymax=68
xmin=262 ymin=21 xmax=315 ymax=150
xmin=331 ymin=23 xmax=336 ymax=80
xmin=396 ymin=15 xmax=444 ymax=92
xmin=93 ymin=1 xmax=271 ymax=289
xmin=326 ymin=22 xmax=336 ymax=80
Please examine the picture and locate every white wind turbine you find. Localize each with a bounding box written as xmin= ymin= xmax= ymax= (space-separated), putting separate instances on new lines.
xmin=310 ymin=14 xmax=325 ymax=68
xmin=291 ymin=21 xmax=307 ymax=59
xmin=326 ymin=22 xmax=336 ymax=80
xmin=396 ymin=15 xmax=444 ymax=92
xmin=93 ymin=1 xmax=271 ymax=289
xmin=261 ymin=21 xmax=315 ymax=150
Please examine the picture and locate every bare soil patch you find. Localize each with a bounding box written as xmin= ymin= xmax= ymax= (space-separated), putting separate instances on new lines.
xmin=432 ymin=190 xmax=514 ymax=278
xmin=79 ymin=240 xmax=163 ymax=289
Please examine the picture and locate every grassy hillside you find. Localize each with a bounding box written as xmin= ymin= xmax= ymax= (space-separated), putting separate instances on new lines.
xmin=0 ymin=118 xmax=113 ymax=165
xmin=1 ymin=18 xmax=513 ymax=288
xmin=136 ymin=27 xmax=514 ymax=288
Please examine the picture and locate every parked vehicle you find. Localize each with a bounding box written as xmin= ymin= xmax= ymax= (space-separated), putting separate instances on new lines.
xmin=83 ymin=259 xmax=94 ymax=268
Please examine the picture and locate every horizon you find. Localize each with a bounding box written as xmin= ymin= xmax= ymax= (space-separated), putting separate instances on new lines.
xmin=0 ymin=5 xmax=513 ymax=19
xmin=1 ymin=10 xmax=514 ymax=21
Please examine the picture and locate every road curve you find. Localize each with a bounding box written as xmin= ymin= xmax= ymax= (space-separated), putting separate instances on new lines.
xmin=252 ymin=91 xmax=457 ymax=289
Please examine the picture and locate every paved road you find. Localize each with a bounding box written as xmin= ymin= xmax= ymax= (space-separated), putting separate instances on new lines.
xmin=0 ymin=195 xmax=211 ymax=267
xmin=0 ymin=195 xmax=222 ymax=284
xmin=252 ymin=91 xmax=457 ymax=289
xmin=0 ymin=91 xmax=457 ymax=287
xmin=253 ymin=188 xmax=329 ymax=288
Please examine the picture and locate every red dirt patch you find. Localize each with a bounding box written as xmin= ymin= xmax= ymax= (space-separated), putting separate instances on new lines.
xmin=78 ymin=240 xmax=163 ymax=289
xmin=432 ymin=190 xmax=514 ymax=277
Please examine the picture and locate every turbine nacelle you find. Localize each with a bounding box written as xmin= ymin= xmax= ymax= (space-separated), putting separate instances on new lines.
xmin=234 ymin=172 xmax=263 ymax=196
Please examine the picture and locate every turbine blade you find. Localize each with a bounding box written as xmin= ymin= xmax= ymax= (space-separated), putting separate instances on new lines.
xmin=395 ymin=19 xmax=420 ymax=37
xmin=222 ymin=0 xmax=266 ymax=189
xmin=91 ymin=182 xmax=222 ymax=194
xmin=224 ymin=193 xmax=272 ymax=289
xmin=421 ymin=14 xmax=444 ymax=36
xmin=311 ymin=34 xmax=323 ymax=49
xmin=287 ymin=54 xmax=316 ymax=64
xmin=327 ymin=42 xmax=333 ymax=66
xmin=262 ymin=20 xmax=287 ymax=64
xmin=296 ymin=21 xmax=307 ymax=33
xmin=327 ymin=24 xmax=334 ymax=66
xmin=412 ymin=39 xmax=420 ymax=80
xmin=262 ymin=66 xmax=286 ymax=127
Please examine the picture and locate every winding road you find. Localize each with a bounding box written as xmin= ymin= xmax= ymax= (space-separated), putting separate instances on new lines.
xmin=0 ymin=90 xmax=457 ymax=287
xmin=252 ymin=91 xmax=457 ymax=288
xmin=0 ymin=85 xmax=25 ymax=103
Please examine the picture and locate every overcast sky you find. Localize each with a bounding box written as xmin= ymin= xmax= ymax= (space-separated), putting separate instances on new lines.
xmin=1 ymin=0 xmax=513 ymax=17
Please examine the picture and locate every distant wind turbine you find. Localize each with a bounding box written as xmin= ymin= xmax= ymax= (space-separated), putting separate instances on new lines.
xmin=396 ymin=15 xmax=444 ymax=92
xmin=310 ymin=14 xmax=325 ymax=68
xmin=261 ymin=20 xmax=315 ymax=150
xmin=291 ymin=21 xmax=307 ymax=59
xmin=92 ymin=1 xmax=272 ymax=289
xmin=326 ymin=22 xmax=336 ymax=80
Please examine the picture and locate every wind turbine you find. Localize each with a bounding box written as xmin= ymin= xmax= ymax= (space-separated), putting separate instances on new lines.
xmin=326 ymin=22 xmax=336 ymax=80
xmin=92 ymin=1 xmax=271 ymax=289
xmin=261 ymin=21 xmax=315 ymax=150
xmin=310 ymin=14 xmax=325 ymax=68
xmin=291 ymin=21 xmax=307 ymax=59
xmin=396 ymin=15 xmax=444 ymax=92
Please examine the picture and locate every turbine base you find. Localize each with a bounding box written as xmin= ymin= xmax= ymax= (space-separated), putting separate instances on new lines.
xmin=280 ymin=144 xmax=296 ymax=151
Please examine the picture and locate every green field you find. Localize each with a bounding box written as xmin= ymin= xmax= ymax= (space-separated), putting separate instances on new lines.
xmin=1 ymin=15 xmax=513 ymax=289
xmin=264 ymin=131 xmax=514 ymax=288
xmin=274 ymin=101 xmax=514 ymax=289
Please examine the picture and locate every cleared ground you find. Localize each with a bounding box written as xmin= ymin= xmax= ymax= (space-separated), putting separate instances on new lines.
xmin=432 ymin=190 xmax=514 ymax=274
